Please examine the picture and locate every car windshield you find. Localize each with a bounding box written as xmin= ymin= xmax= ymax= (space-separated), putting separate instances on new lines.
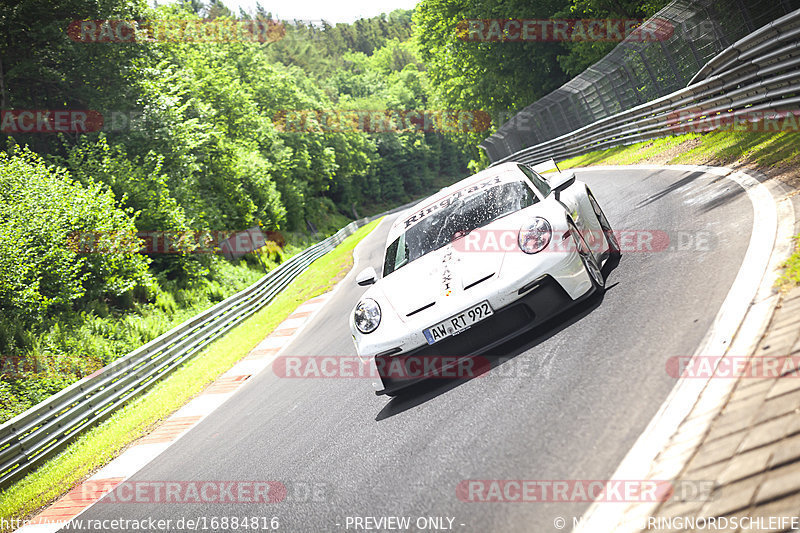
xmin=383 ymin=180 xmax=537 ymax=276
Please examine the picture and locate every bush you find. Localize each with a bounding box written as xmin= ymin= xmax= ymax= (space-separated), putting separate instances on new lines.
xmin=0 ymin=147 xmax=153 ymax=353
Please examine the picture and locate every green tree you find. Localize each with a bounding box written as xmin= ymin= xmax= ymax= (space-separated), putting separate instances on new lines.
xmin=0 ymin=147 xmax=151 ymax=339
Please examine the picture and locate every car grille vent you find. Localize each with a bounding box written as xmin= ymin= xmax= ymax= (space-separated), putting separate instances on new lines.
xmin=464 ymin=273 xmax=494 ymax=291
xmin=406 ymin=302 xmax=435 ymax=316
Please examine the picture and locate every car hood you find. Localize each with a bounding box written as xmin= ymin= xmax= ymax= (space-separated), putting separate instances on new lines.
xmin=375 ymin=240 xmax=507 ymax=322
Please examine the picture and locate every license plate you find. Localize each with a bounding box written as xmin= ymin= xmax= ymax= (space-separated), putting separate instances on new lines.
xmin=423 ymin=301 xmax=493 ymax=345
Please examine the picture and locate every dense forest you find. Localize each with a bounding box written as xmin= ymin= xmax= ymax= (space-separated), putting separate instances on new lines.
xmin=0 ymin=0 xmax=669 ymax=421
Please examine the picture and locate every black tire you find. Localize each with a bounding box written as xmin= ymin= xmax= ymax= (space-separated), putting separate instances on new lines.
xmin=568 ymin=218 xmax=605 ymax=291
xmin=587 ymin=189 xmax=620 ymax=256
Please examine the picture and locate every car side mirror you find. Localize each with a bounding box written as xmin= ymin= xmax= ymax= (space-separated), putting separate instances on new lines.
xmin=356 ymin=266 xmax=377 ymax=286
xmin=547 ymin=171 xmax=576 ymax=194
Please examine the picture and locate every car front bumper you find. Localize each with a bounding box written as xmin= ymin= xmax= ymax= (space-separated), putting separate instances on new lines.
xmin=374 ymin=273 xmax=596 ymax=396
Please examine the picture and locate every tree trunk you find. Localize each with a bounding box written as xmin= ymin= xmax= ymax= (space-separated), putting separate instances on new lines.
xmin=0 ymin=55 xmax=6 ymax=110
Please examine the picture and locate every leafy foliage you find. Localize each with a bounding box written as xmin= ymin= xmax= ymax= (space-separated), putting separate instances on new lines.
xmin=414 ymin=0 xmax=670 ymax=119
xmin=0 ymin=0 xmax=471 ymax=422
xmin=0 ymin=147 xmax=151 ymax=327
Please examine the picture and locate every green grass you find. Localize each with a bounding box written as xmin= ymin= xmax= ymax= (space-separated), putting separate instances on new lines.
xmin=0 ymin=219 xmax=381 ymax=530
xmin=559 ymin=134 xmax=698 ymax=168
xmin=559 ymin=130 xmax=800 ymax=171
xmin=777 ymin=234 xmax=800 ymax=290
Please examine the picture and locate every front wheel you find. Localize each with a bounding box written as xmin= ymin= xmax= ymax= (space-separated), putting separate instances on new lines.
xmin=568 ymin=218 xmax=605 ymax=292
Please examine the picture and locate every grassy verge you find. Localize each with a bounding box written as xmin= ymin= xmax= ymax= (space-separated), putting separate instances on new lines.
xmin=558 ymin=130 xmax=800 ymax=171
xmin=0 ymin=219 xmax=381 ymax=530
xmin=778 ymin=234 xmax=800 ymax=288
xmin=557 ymin=130 xmax=800 ymax=290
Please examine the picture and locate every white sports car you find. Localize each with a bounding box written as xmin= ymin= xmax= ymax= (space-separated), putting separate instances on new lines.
xmin=350 ymin=161 xmax=620 ymax=396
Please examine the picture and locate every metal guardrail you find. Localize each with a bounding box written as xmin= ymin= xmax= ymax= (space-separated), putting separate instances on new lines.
xmin=0 ymin=215 xmax=386 ymax=490
xmin=483 ymin=6 xmax=800 ymax=166
xmin=480 ymin=0 xmax=800 ymax=161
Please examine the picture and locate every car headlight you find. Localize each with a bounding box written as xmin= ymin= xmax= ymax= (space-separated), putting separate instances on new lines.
xmin=354 ymin=298 xmax=381 ymax=334
xmin=518 ymin=217 xmax=552 ymax=254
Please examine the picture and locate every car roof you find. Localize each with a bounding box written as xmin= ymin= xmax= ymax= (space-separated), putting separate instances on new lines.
xmin=386 ymin=161 xmax=526 ymax=243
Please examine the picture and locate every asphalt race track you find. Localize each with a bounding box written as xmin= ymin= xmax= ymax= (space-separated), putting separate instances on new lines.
xmin=63 ymin=168 xmax=756 ymax=532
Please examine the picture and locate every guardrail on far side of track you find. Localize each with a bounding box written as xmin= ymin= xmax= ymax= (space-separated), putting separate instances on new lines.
xmin=483 ymin=7 xmax=800 ymax=167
